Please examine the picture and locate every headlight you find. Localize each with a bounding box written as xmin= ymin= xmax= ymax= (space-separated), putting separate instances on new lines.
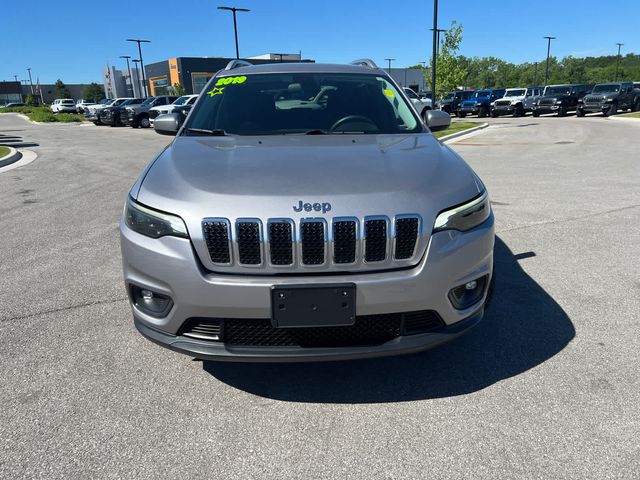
xmin=433 ymin=191 xmax=491 ymax=233
xmin=556 ymin=100 xmax=563 ymax=104
xmin=125 ymin=196 xmax=188 ymax=239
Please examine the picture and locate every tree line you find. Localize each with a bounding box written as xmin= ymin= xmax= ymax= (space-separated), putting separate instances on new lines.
xmin=415 ymin=22 xmax=640 ymax=98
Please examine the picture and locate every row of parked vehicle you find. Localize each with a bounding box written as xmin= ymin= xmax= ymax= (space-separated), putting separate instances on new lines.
xmin=80 ymin=95 xmax=198 ymax=127
xmin=437 ymin=82 xmax=640 ymax=118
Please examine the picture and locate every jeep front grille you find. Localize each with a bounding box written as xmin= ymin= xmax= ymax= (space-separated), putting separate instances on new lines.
xmin=494 ymin=100 xmax=511 ymax=107
xmin=538 ymin=98 xmax=556 ymax=106
xmin=200 ymin=215 xmax=423 ymax=272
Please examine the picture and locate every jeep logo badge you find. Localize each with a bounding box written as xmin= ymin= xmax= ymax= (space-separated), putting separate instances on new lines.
xmin=293 ymin=200 xmax=332 ymax=214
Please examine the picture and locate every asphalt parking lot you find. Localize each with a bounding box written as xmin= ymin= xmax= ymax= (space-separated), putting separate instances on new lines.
xmin=1 ymin=113 xmax=638 ymax=479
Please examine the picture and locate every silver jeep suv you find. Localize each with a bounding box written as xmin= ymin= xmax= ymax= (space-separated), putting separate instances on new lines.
xmin=120 ymin=59 xmax=495 ymax=362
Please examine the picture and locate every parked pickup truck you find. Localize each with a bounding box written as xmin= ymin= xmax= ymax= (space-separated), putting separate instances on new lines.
xmin=438 ymin=90 xmax=474 ymax=116
xmin=121 ymin=95 xmax=178 ymax=128
xmin=402 ymin=87 xmax=433 ymax=120
xmin=458 ymin=89 xmax=506 ymax=118
xmin=85 ymin=98 xmax=132 ymax=125
xmin=532 ymin=84 xmax=592 ymax=117
xmin=577 ymin=82 xmax=640 ymax=117
xmin=149 ymin=94 xmax=198 ymax=125
xmin=491 ymin=87 xmax=542 ymax=117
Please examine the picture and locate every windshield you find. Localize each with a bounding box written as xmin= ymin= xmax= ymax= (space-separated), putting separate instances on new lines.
xmin=186 ymin=72 xmax=421 ymax=135
xmin=473 ymin=91 xmax=490 ymax=98
xmin=101 ymin=99 xmax=112 ymax=105
xmin=544 ymin=86 xmax=571 ymax=96
xmin=173 ymin=95 xmax=191 ymax=105
xmin=505 ymin=89 xmax=526 ymax=97
xmin=592 ymin=84 xmax=620 ymax=93
xmin=444 ymin=93 xmax=454 ymax=100
xmin=142 ymin=97 xmax=156 ymax=106
xmin=121 ymin=99 xmax=143 ymax=106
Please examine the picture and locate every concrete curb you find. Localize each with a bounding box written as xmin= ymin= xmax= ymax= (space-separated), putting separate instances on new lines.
xmin=440 ymin=123 xmax=489 ymax=143
xmin=0 ymin=146 xmax=21 ymax=168
xmin=0 ymin=149 xmax=37 ymax=173
xmin=1 ymin=112 xmax=89 ymax=125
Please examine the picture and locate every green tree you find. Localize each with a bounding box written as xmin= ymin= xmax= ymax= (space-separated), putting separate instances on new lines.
xmin=168 ymin=83 xmax=186 ymax=96
xmin=54 ymin=79 xmax=71 ymax=99
xmin=431 ymin=21 xmax=467 ymax=98
xmin=24 ymin=95 xmax=38 ymax=106
xmin=82 ymin=83 xmax=106 ymax=101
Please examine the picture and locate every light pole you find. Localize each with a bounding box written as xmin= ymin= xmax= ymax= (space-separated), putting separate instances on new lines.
xmin=132 ymin=59 xmax=142 ymax=97
xmin=544 ymin=36 xmax=556 ymax=85
xmin=217 ymin=6 xmax=251 ymax=59
xmin=431 ymin=0 xmax=439 ymax=97
xmin=430 ymin=28 xmax=446 ymax=54
xmin=26 ymin=68 xmax=35 ymax=95
xmin=14 ymin=75 xmax=19 ymax=82
xmin=384 ymin=58 xmax=395 ymax=75
xmin=127 ymin=38 xmax=150 ymax=97
xmin=615 ymin=43 xmax=624 ymax=81
xmin=120 ymin=55 xmax=134 ymax=96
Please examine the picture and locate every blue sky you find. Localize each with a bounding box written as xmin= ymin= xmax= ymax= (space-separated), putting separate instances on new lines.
xmin=2 ymin=0 xmax=639 ymax=84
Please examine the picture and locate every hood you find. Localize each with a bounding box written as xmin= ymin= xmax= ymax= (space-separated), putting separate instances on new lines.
xmin=136 ymin=134 xmax=482 ymax=239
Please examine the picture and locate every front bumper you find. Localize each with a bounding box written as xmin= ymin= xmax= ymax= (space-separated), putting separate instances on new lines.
xmin=581 ymin=103 xmax=607 ymax=113
xmin=134 ymin=307 xmax=484 ymax=362
xmin=121 ymin=214 xmax=494 ymax=361
xmin=459 ymin=105 xmax=480 ymax=114
xmin=532 ymin=104 xmax=561 ymax=113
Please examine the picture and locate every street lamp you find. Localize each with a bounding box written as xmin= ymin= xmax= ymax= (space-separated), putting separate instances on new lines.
xmin=431 ymin=0 xmax=439 ymax=97
xmin=132 ymin=59 xmax=143 ymax=98
xmin=14 ymin=75 xmax=19 ymax=82
xmin=615 ymin=43 xmax=624 ymax=81
xmin=217 ymin=6 xmax=251 ymax=59
xmin=543 ymin=36 xmax=556 ymax=85
xmin=384 ymin=58 xmax=395 ymax=75
xmin=430 ymin=28 xmax=446 ymax=54
xmin=126 ymin=38 xmax=150 ymax=97
xmin=120 ymin=56 xmax=134 ymax=96
xmin=26 ymin=68 xmax=35 ymax=95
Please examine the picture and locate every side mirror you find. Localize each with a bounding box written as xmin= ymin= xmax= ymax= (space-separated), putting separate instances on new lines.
xmin=154 ymin=113 xmax=182 ymax=136
xmin=425 ymin=109 xmax=451 ymax=132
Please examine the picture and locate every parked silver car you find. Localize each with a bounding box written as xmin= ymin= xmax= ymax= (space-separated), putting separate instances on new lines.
xmin=120 ymin=59 xmax=495 ymax=362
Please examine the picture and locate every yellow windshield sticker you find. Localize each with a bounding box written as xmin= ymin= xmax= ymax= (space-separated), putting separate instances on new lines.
xmin=215 ymin=75 xmax=247 ymax=86
xmin=207 ymin=86 xmax=225 ymax=97
xmin=384 ymin=89 xmax=394 ymax=97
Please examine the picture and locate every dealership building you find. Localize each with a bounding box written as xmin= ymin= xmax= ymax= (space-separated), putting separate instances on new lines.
xmin=103 ymin=53 xmax=426 ymax=98
xmin=103 ymin=53 xmax=309 ymax=98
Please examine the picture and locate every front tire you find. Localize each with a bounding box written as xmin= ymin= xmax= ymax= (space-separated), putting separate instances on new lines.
xmin=576 ymin=108 xmax=585 ymax=117
xmin=513 ymin=104 xmax=524 ymax=117
xmin=458 ymin=111 xmax=467 ymax=118
xmin=558 ymin=105 xmax=567 ymax=117
xmin=490 ymin=110 xmax=499 ymax=118
xmin=604 ymin=103 xmax=618 ymax=117
xmin=478 ymin=105 xmax=488 ymax=118
xmin=532 ymin=111 xmax=540 ymax=117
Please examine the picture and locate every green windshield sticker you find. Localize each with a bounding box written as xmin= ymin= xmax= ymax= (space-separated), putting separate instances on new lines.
xmin=384 ymin=89 xmax=394 ymax=97
xmin=207 ymin=86 xmax=225 ymax=97
xmin=215 ymin=75 xmax=247 ymax=86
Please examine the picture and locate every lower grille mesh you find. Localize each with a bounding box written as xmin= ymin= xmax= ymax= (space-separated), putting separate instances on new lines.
xmin=180 ymin=311 xmax=444 ymax=348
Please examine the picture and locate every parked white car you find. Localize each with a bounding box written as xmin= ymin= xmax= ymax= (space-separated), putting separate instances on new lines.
xmin=148 ymin=94 xmax=198 ymax=124
xmin=50 ymin=99 xmax=77 ymax=113
xmin=403 ymin=87 xmax=433 ymax=120
xmin=491 ymin=87 xmax=542 ymax=117
xmin=76 ymin=98 xmax=97 ymax=114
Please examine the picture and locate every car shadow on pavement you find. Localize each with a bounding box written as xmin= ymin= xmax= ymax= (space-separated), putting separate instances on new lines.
xmin=0 ymin=133 xmax=39 ymax=149
xmin=203 ymin=236 xmax=575 ymax=403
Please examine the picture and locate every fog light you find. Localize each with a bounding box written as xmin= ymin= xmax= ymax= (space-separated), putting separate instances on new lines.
xmin=448 ymin=275 xmax=488 ymax=310
xmin=130 ymin=284 xmax=173 ymax=318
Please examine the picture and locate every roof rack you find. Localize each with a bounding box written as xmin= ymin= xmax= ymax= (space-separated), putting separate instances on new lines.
xmin=224 ymin=59 xmax=253 ymax=71
xmin=350 ymin=59 xmax=379 ymax=69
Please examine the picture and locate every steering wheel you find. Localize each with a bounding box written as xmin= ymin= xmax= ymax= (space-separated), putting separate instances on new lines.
xmin=330 ymin=115 xmax=377 ymax=132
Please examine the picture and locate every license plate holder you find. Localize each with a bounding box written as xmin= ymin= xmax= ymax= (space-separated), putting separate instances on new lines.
xmin=271 ymin=284 xmax=356 ymax=328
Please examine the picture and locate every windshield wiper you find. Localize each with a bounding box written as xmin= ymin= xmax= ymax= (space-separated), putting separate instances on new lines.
xmin=185 ymin=128 xmax=227 ymax=136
